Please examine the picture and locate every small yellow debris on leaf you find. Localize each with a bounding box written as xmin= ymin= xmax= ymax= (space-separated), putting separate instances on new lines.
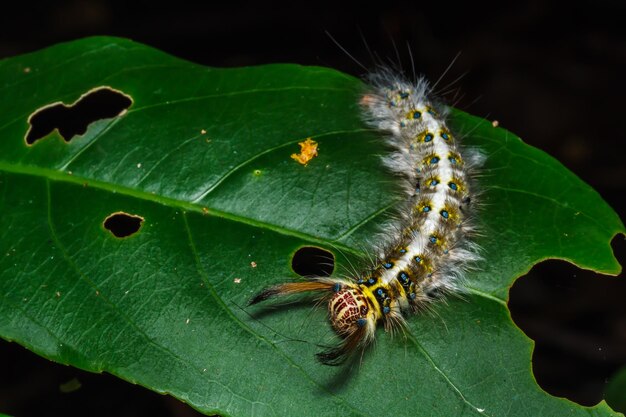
xmin=291 ymin=138 xmax=318 ymax=165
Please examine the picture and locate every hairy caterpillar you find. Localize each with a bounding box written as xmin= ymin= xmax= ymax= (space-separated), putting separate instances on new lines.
xmin=250 ymin=66 xmax=483 ymax=365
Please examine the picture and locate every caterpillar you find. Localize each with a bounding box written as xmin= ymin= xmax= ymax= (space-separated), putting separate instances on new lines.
xmin=250 ymin=66 xmax=483 ymax=365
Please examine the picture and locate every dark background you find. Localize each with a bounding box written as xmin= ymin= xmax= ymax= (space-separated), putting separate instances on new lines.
xmin=1 ymin=1 xmax=624 ymax=416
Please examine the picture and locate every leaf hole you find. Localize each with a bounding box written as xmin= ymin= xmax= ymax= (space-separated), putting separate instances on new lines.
xmin=508 ymin=236 xmax=626 ymax=406
xmin=25 ymin=86 xmax=132 ymax=145
xmin=291 ymin=246 xmax=334 ymax=277
xmin=103 ymin=212 xmax=144 ymax=238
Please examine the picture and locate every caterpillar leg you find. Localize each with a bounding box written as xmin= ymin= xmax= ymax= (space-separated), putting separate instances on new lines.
xmin=249 ymin=279 xmax=378 ymax=365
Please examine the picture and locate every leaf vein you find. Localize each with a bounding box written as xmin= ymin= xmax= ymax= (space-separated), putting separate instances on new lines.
xmin=182 ymin=212 xmax=373 ymax=417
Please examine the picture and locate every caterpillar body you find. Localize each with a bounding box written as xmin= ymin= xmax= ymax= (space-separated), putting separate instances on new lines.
xmin=250 ymin=68 xmax=482 ymax=365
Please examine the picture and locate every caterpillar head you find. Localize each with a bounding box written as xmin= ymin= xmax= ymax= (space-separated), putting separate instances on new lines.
xmin=316 ymin=283 xmax=377 ymax=365
xmin=328 ymin=284 xmax=374 ymax=335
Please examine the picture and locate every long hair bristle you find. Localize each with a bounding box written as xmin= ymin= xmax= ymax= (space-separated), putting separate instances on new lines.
xmin=248 ymin=281 xmax=335 ymax=306
xmin=316 ymin=325 xmax=368 ymax=366
xmin=249 ymin=54 xmax=483 ymax=366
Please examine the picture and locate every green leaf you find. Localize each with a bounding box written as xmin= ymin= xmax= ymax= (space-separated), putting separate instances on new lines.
xmin=606 ymin=366 xmax=626 ymax=413
xmin=0 ymin=37 xmax=623 ymax=417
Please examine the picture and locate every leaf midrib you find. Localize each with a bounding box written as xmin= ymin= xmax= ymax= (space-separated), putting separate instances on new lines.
xmin=1 ymin=158 xmax=512 ymax=416
xmin=1 ymin=159 xmax=514 ymax=306
xmin=0 ymin=161 xmax=360 ymax=256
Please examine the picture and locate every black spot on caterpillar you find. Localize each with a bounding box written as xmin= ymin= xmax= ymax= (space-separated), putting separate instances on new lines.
xmin=250 ymin=55 xmax=484 ymax=365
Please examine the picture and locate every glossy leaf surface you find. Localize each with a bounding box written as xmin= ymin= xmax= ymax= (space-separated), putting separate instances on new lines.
xmin=0 ymin=37 xmax=623 ymax=417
